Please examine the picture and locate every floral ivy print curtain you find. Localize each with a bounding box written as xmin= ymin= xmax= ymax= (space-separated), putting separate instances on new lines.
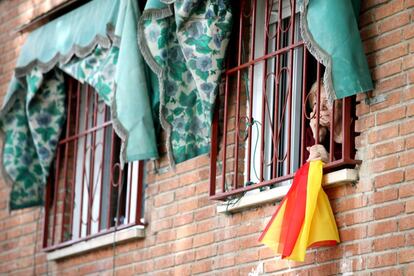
xmin=0 ymin=0 xmax=158 ymax=209
xmin=138 ymin=0 xmax=233 ymax=166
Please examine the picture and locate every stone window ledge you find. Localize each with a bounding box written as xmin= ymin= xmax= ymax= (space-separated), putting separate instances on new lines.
xmin=217 ymin=168 xmax=358 ymax=214
xmin=46 ymin=225 xmax=145 ymax=261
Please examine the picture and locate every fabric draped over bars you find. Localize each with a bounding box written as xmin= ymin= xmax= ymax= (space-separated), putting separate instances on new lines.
xmin=138 ymin=0 xmax=233 ymax=166
xmin=300 ymin=0 xmax=373 ymax=101
xmin=0 ymin=0 xmax=158 ymax=209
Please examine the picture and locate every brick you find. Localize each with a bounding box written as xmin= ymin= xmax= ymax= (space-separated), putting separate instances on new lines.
xmin=156 ymin=229 xmax=176 ymax=244
xmin=178 ymin=198 xmax=198 ymax=212
xmin=264 ymin=259 xmax=290 ymax=273
xmin=406 ymin=135 xmax=414 ymax=149
xmin=157 ymin=255 xmax=175 ymax=269
xmin=173 ymin=237 xmax=193 ymax=252
xmin=368 ymin=220 xmax=398 ymax=236
xmin=173 ymin=213 xmax=194 ymax=227
xmin=355 ymin=115 xmax=375 ymax=132
xmin=376 ymin=106 xmax=406 ymax=125
xmin=344 ymin=240 xmax=372 ymax=256
xmin=402 ymin=86 xmax=414 ymax=101
xmin=315 ymin=246 xmax=343 ymax=263
xmin=369 ymin=90 xmax=402 ymax=112
xmin=371 ymin=44 xmax=408 ymax=65
xmin=194 ymin=205 xmax=216 ymax=221
xmin=309 ymin=263 xmax=340 ymax=276
xmin=360 ymin=24 xmax=378 ymax=41
xmin=399 ymin=248 xmax=414 ymax=263
xmin=176 ymin=224 xmax=197 ymax=239
xmin=373 ymin=235 xmax=405 ymax=251
xmin=373 ymin=139 xmax=404 ymax=157
xmin=371 ymin=268 xmax=403 ymax=276
xmin=154 ymin=193 xmax=174 ymax=207
xmin=192 ymin=260 xmax=213 ymax=274
xmin=175 ymin=251 xmax=195 ymax=265
xmin=373 ymin=60 xmax=402 ymax=80
xmin=371 ymin=156 xmax=399 ymax=173
xmin=340 ymin=226 xmax=367 ymax=242
xmin=173 ymin=265 xmax=191 ymax=275
xmin=400 ymin=150 xmax=414 ymax=166
xmin=378 ymin=11 xmax=410 ymax=33
xmin=399 ymin=183 xmax=414 ymax=198
xmin=403 ymin=55 xmax=414 ymax=70
xmin=406 ymin=0 xmax=414 ymax=8
xmin=409 ymin=70 xmax=414 ymax=84
xmin=371 ymin=188 xmax=399 ymax=204
xmin=375 ymin=74 xmax=406 ymax=93
xmin=374 ymin=170 xmax=404 ymax=188
xmin=175 ymin=185 xmax=196 ymax=200
xmin=406 ymin=199 xmax=414 ymax=213
xmin=408 ymin=102 xmax=414 ymax=117
xmin=401 ymin=119 xmax=414 ymax=135
xmin=193 ymin=232 xmax=215 ymax=248
xmin=155 ymin=204 xmax=178 ymax=219
xmin=368 ymin=125 xmax=399 ymax=143
xmin=360 ymin=10 xmax=374 ymax=27
xmin=152 ymin=217 xmax=174 ymax=232
xmin=367 ymin=252 xmax=397 ymax=269
xmin=215 ymin=256 xmax=235 ymax=269
xmin=195 ymin=245 xmax=217 ymax=260
xmin=366 ymin=30 xmax=404 ymax=54
xmin=150 ymin=244 xmax=172 ymax=258
xmin=333 ymin=195 xmax=368 ymax=213
xmin=375 ymin=1 xmax=404 ymax=20
xmin=399 ymin=214 xmax=414 ymax=230
xmin=196 ymin=217 xmax=217 ymax=234
xmin=374 ymin=203 xmax=405 ymax=220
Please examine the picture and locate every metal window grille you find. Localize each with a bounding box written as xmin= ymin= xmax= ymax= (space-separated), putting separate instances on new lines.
xmin=209 ymin=0 xmax=359 ymax=200
xmin=43 ymin=77 xmax=145 ymax=250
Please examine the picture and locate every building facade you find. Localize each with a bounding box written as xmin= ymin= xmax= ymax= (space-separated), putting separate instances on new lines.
xmin=0 ymin=0 xmax=414 ymax=275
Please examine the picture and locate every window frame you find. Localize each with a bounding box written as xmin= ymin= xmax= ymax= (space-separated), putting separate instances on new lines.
xmin=209 ymin=0 xmax=359 ymax=201
xmin=42 ymin=76 xmax=145 ymax=251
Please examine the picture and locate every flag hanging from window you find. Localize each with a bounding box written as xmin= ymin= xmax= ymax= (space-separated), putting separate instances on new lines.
xmin=258 ymin=160 xmax=340 ymax=262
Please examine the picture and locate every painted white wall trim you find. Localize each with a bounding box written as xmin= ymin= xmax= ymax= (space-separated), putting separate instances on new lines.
xmin=217 ymin=168 xmax=358 ymax=214
xmin=47 ymin=225 xmax=145 ymax=261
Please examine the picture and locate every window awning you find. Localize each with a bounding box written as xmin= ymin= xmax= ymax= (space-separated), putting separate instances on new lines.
xmin=300 ymin=0 xmax=373 ymax=101
xmin=1 ymin=0 xmax=158 ymax=209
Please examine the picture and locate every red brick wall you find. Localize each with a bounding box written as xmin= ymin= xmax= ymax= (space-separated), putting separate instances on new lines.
xmin=1 ymin=0 xmax=414 ymax=275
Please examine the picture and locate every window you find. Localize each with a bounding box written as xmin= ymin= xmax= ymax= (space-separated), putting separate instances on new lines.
xmin=209 ymin=0 xmax=358 ymax=200
xmin=43 ymin=77 xmax=145 ymax=250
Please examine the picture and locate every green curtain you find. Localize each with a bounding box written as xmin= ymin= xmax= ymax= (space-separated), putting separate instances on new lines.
xmin=1 ymin=0 xmax=158 ymax=209
xmin=301 ymin=0 xmax=373 ymax=101
xmin=138 ymin=0 xmax=233 ymax=166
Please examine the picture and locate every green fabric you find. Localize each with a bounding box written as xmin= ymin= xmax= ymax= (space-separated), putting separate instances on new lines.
xmin=1 ymin=69 xmax=66 ymax=209
xmin=303 ymin=0 xmax=373 ymax=100
xmin=138 ymin=0 xmax=232 ymax=165
xmin=1 ymin=0 xmax=158 ymax=209
xmin=15 ymin=0 xmax=118 ymax=71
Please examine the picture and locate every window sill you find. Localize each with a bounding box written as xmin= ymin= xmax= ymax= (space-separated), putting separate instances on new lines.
xmin=217 ymin=168 xmax=358 ymax=214
xmin=46 ymin=225 xmax=145 ymax=261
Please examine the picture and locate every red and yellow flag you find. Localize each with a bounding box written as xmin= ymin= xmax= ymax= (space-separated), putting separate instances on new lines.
xmin=258 ymin=160 xmax=339 ymax=262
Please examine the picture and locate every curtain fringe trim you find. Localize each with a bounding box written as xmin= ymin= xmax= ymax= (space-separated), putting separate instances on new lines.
xmin=14 ymin=24 xmax=120 ymax=78
xmin=137 ymin=5 xmax=176 ymax=171
xmin=299 ymin=0 xmax=336 ymax=105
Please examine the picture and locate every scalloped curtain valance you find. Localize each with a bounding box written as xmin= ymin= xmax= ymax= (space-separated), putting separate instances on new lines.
xmin=1 ymin=0 xmax=158 ymax=209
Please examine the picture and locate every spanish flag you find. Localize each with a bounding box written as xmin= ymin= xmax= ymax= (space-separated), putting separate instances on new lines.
xmin=258 ymin=160 xmax=339 ymax=261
